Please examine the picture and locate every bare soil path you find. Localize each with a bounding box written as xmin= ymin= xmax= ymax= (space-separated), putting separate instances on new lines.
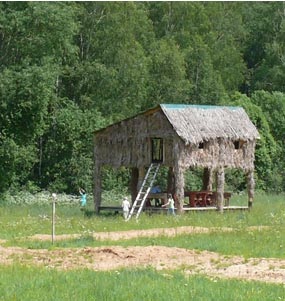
xmin=0 ymin=226 xmax=284 ymax=284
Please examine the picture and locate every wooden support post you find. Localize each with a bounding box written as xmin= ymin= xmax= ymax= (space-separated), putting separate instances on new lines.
xmin=247 ymin=170 xmax=255 ymax=209
xmin=216 ymin=167 xmax=224 ymax=213
xmin=137 ymin=167 xmax=145 ymax=190
xmin=202 ymin=168 xmax=213 ymax=191
xmin=174 ymin=163 xmax=185 ymax=214
xmin=167 ymin=166 xmax=175 ymax=194
xmin=94 ymin=165 xmax=102 ymax=214
xmin=130 ymin=167 xmax=139 ymax=204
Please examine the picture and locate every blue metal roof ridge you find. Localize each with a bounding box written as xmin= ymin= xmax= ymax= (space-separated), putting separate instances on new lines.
xmin=160 ymin=104 xmax=241 ymax=110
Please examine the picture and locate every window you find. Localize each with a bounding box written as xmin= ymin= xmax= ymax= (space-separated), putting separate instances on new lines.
xmin=151 ymin=138 xmax=163 ymax=163
xmin=234 ymin=140 xmax=245 ymax=150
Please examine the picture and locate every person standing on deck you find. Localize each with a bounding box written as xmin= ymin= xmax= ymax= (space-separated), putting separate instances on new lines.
xmin=162 ymin=193 xmax=175 ymax=215
xmin=122 ymin=197 xmax=130 ymax=220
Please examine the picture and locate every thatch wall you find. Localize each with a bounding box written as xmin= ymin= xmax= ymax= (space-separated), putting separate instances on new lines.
xmin=95 ymin=125 xmax=256 ymax=171
xmin=94 ymin=106 xmax=257 ymax=171
xmin=94 ymin=110 xmax=175 ymax=168
xmin=177 ymin=138 xmax=256 ymax=172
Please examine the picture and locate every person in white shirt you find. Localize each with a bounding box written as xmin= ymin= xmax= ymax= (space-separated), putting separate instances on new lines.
xmin=122 ymin=197 xmax=130 ymax=220
xmin=162 ymin=193 xmax=175 ymax=215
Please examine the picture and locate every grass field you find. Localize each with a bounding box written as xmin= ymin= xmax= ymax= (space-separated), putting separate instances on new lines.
xmin=0 ymin=265 xmax=284 ymax=301
xmin=0 ymin=192 xmax=284 ymax=300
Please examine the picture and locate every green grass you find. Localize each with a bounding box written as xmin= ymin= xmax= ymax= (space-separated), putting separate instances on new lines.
xmin=0 ymin=192 xmax=284 ymax=240
xmin=1 ymin=192 xmax=285 ymax=299
xmin=1 ymin=192 xmax=284 ymax=260
xmin=0 ymin=265 xmax=284 ymax=301
xmin=0 ymin=192 xmax=284 ymax=242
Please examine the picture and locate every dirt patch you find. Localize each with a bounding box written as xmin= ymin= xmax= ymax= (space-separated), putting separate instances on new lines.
xmin=29 ymin=226 xmax=232 ymax=242
xmin=0 ymin=226 xmax=284 ymax=284
xmin=28 ymin=225 xmax=270 ymax=242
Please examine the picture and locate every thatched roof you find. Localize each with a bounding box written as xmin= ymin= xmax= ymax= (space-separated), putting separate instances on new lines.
xmin=94 ymin=104 xmax=260 ymax=146
xmin=160 ymin=104 xmax=260 ymax=145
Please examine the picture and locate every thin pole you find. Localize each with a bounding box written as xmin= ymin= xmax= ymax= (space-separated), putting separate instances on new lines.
xmin=51 ymin=193 xmax=57 ymax=244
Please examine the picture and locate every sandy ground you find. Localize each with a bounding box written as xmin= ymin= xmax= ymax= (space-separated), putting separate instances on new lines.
xmin=0 ymin=226 xmax=284 ymax=284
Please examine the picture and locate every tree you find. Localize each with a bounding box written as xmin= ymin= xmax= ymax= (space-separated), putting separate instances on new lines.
xmin=183 ymin=36 xmax=226 ymax=104
xmin=147 ymin=2 xmax=247 ymax=104
xmin=241 ymin=2 xmax=285 ymax=93
xmin=0 ymin=2 xmax=80 ymax=192
xmin=229 ymin=93 xmax=277 ymax=191
xmin=39 ymin=100 xmax=106 ymax=192
xmin=0 ymin=64 xmax=57 ymax=191
xmin=205 ymin=2 xmax=247 ymax=93
xmin=63 ymin=2 xmax=154 ymax=120
xmin=147 ymin=38 xmax=191 ymax=107
xmin=251 ymin=91 xmax=285 ymax=191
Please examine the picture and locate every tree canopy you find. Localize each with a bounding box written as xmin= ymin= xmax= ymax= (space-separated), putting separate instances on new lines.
xmin=0 ymin=2 xmax=285 ymax=194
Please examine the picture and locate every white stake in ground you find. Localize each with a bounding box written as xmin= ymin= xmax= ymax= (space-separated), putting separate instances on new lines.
xmin=51 ymin=193 xmax=57 ymax=244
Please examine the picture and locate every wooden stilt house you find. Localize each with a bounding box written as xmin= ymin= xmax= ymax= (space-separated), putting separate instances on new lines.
xmin=93 ymin=104 xmax=260 ymax=215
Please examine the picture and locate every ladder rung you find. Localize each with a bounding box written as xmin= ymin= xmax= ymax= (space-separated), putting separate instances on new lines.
xmin=127 ymin=163 xmax=160 ymax=221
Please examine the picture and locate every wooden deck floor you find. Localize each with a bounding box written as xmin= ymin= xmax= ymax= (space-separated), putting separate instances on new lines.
xmin=98 ymin=206 xmax=248 ymax=213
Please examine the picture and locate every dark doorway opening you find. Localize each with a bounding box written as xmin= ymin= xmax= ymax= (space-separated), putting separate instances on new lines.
xmin=151 ymin=138 xmax=163 ymax=163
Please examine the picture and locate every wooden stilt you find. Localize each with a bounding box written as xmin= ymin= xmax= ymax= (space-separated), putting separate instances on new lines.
xmin=174 ymin=163 xmax=185 ymax=213
xmin=167 ymin=166 xmax=175 ymax=194
xmin=203 ymin=168 xmax=213 ymax=191
xmin=94 ymin=165 xmax=102 ymax=214
xmin=137 ymin=167 xmax=146 ymax=191
xmin=130 ymin=167 xmax=139 ymax=204
xmin=247 ymin=170 xmax=255 ymax=209
xmin=216 ymin=167 xmax=224 ymax=213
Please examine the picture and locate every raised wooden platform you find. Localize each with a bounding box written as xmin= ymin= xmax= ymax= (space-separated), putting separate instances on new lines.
xmin=98 ymin=206 xmax=123 ymax=213
xmin=98 ymin=205 xmax=248 ymax=213
xmin=183 ymin=206 xmax=248 ymax=211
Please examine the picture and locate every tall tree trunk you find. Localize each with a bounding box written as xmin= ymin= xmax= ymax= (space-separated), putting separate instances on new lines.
xmin=38 ymin=136 xmax=43 ymax=178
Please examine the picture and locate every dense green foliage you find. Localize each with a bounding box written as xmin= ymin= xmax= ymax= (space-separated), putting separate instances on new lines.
xmin=1 ymin=2 xmax=285 ymax=195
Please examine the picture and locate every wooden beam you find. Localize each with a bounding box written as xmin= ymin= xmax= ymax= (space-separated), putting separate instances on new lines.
xmin=202 ymin=167 xmax=213 ymax=191
xmin=130 ymin=167 xmax=139 ymax=204
xmin=167 ymin=166 xmax=175 ymax=194
xmin=174 ymin=163 xmax=185 ymax=213
xmin=94 ymin=165 xmax=102 ymax=214
xmin=247 ymin=170 xmax=255 ymax=208
xmin=216 ymin=167 xmax=224 ymax=213
xmin=137 ymin=167 xmax=146 ymax=191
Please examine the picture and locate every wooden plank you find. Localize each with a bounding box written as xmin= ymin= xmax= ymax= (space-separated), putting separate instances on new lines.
xmin=98 ymin=205 xmax=248 ymax=213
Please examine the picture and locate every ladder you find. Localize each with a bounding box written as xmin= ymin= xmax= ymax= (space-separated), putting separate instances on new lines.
xmin=127 ymin=163 xmax=160 ymax=221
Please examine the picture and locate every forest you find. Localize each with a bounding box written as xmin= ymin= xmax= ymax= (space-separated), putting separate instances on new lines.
xmin=0 ymin=1 xmax=285 ymax=196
